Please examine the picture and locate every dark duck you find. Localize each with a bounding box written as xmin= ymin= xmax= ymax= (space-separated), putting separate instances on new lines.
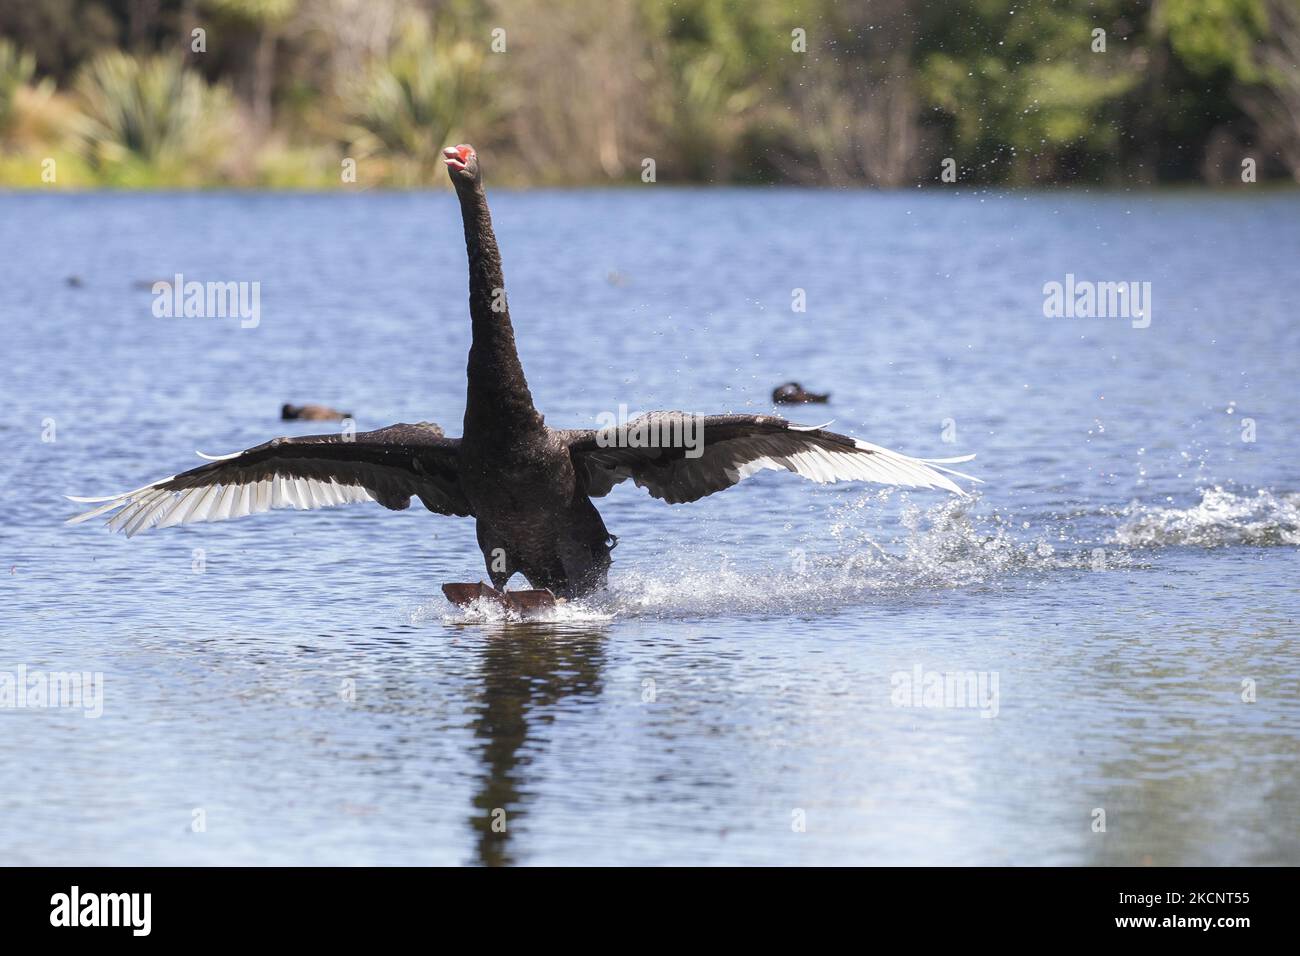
xmin=772 ymin=381 xmax=830 ymax=404
xmin=67 ymin=144 xmax=979 ymax=602
xmin=281 ymin=403 xmax=353 ymax=422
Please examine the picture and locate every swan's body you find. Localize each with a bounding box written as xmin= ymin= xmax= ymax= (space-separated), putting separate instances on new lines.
xmin=67 ymin=144 xmax=979 ymax=599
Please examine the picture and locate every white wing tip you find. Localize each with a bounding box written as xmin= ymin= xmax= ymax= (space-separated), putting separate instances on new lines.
xmin=912 ymin=453 xmax=982 ymax=488
xmin=848 ymin=439 xmax=982 ymax=493
xmin=65 ymin=474 xmax=175 ymax=502
xmin=196 ymin=449 xmax=242 ymax=461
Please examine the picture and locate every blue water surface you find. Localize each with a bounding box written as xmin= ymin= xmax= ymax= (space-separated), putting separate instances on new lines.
xmin=0 ymin=187 xmax=1296 ymax=864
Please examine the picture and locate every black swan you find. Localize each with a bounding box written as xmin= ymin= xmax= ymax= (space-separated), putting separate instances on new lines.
xmin=772 ymin=382 xmax=830 ymax=404
xmin=67 ymin=144 xmax=978 ymax=601
xmin=281 ymin=403 xmax=353 ymax=422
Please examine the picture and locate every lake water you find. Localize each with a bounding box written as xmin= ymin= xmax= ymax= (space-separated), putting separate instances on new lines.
xmin=1 ymin=188 xmax=1296 ymax=865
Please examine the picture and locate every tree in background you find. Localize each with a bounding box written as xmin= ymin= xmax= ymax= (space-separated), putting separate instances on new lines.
xmin=204 ymin=0 xmax=299 ymax=132
xmin=0 ymin=0 xmax=1296 ymax=187
xmin=1245 ymin=0 xmax=1300 ymax=181
xmin=639 ymin=0 xmax=782 ymax=183
xmin=0 ymin=39 xmax=39 ymax=144
xmin=1163 ymin=0 xmax=1300 ymax=182
xmin=771 ymin=0 xmax=930 ymax=186
xmin=71 ymin=51 xmax=239 ymax=185
xmin=917 ymin=0 xmax=1149 ymax=184
xmin=341 ymin=4 xmax=494 ymax=185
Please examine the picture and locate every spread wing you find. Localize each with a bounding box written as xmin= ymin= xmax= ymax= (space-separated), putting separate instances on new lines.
xmin=563 ymin=413 xmax=979 ymax=505
xmin=66 ymin=422 xmax=471 ymax=536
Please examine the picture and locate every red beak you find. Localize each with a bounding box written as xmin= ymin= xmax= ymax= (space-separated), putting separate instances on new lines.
xmin=443 ymin=144 xmax=473 ymax=171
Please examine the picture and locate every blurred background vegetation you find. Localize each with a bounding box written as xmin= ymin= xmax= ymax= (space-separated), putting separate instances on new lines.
xmin=0 ymin=0 xmax=1296 ymax=188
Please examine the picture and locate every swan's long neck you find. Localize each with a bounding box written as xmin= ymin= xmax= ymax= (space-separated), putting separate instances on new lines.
xmin=455 ymin=181 xmax=542 ymax=439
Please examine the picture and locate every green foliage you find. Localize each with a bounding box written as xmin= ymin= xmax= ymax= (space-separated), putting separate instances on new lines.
xmin=0 ymin=0 xmax=1296 ymax=187
xmin=0 ymin=38 xmax=38 ymax=139
xmin=204 ymin=0 xmax=299 ymax=27
xmin=1160 ymin=0 xmax=1270 ymax=80
xmin=919 ymin=0 xmax=1146 ymax=181
xmin=71 ymin=52 xmax=239 ymax=185
xmin=341 ymin=12 xmax=493 ymax=185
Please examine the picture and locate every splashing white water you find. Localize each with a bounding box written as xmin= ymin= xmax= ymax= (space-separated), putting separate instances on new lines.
xmin=559 ymin=492 xmax=1126 ymax=620
xmin=415 ymin=485 xmax=1293 ymax=625
xmin=406 ymin=594 xmax=615 ymax=627
xmin=1112 ymin=487 xmax=1300 ymax=548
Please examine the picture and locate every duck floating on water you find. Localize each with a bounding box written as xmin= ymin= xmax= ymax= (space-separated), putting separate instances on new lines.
xmin=772 ymin=382 xmax=830 ymax=404
xmin=281 ymin=403 xmax=352 ymax=422
xmin=67 ymin=144 xmax=979 ymax=604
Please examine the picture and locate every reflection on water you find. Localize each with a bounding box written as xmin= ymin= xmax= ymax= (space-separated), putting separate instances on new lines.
xmin=466 ymin=625 xmax=607 ymax=867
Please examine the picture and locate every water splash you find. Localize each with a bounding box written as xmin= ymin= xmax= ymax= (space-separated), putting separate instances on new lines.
xmin=592 ymin=491 xmax=1125 ymax=619
xmin=409 ymin=594 xmax=615 ymax=628
xmin=1112 ymin=487 xmax=1300 ymax=548
xmin=414 ymin=485 xmax=1293 ymax=625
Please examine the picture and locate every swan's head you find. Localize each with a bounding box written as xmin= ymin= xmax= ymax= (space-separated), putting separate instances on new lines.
xmin=443 ymin=144 xmax=480 ymax=185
